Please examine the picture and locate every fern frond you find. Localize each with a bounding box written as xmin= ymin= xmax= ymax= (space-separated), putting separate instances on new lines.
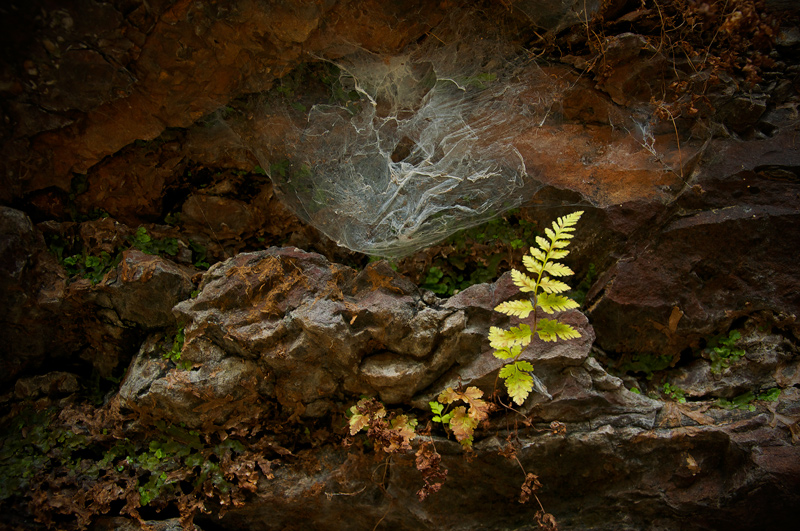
xmin=493 ymin=345 xmax=522 ymax=360
xmin=499 ymin=361 xmax=535 ymax=405
xmin=537 ymin=293 xmax=580 ymax=314
xmin=488 ymin=324 xmax=532 ymax=349
xmin=543 ymin=262 xmax=574 ymax=277
xmin=495 ymin=299 xmax=534 ymax=318
xmin=535 ymin=235 xmax=550 ymax=252
xmin=522 ymin=255 xmax=543 ymax=275
xmin=529 ymin=247 xmax=546 ymax=261
xmin=554 ymin=211 xmax=583 ymax=232
xmin=536 ymin=318 xmax=581 ymax=342
xmin=511 ymin=269 xmax=537 ymax=292
xmin=549 ymin=249 xmax=569 ymax=260
xmin=538 ymin=276 xmax=571 ymax=293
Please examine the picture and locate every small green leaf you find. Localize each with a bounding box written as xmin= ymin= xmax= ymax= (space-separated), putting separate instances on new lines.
xmin=536 ymin=318 xmax=580 ymax=342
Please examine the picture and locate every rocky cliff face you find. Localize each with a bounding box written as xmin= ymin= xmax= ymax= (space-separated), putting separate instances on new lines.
xmin=2 ymin=1 xmax=799 ymax=530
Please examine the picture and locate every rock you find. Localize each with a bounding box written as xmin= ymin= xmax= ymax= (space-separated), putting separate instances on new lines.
xmin=98 ymin=249 xmax=194 ymax=329
xmin=585 ymin=127 xmax=800 ymax=359
xmin=0 ymin=207 xmax=68 ymax=384
xmin=118 ymin=334 xmax=269 ymax=429
xmin=92 ymin=517 xmax=202 ymax=531
xmin=716 ymin=95 xmax=768 ymax=135
xmin=512 ymin=0 xmax=600 ymax=33
xmin=667 ymin=330 xmax=799 ymax=399
xmin=14 ymin=371 xmax=80 ymax=399
xmin=594 ymin=33 xmax=669 ymax=106
xmin=181 ymin=195 xmax=255 ymax=240
xmin=175 ymin=249 xmax=597 ymax=422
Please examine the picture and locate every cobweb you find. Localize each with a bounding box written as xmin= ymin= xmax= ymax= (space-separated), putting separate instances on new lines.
xmin=243 ymin=16 xmax=564 ymax=258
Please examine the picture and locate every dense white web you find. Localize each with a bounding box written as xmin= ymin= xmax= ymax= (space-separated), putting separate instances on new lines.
xmin=244 ymin=22 xmax=564 ymax=258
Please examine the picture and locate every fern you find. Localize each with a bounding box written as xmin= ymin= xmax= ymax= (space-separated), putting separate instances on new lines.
xmin=492 ymin=211 xmax=583 ymax=405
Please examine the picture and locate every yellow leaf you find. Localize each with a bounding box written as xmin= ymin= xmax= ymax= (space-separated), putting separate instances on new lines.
xmin=495 ymin=299 xmax=534 ymax=318
xmin=537 ymin=293 xmax=579 ymax=313
xmin=543 ymin=262 xmax=574 ymax=277
xmin=488 ymin=324 xmax=532 ymax=349
xmin=538 ymin=276 xmax=571 ymax=293
xmin=522 ymin=255 xmax=543 ymax=275
xmin=536 ymin=318 xmax=581 ymax=342
xmin=511 ymin=269 xmax=537 ymax=293
xmin=535 ymin=235 xmax=550 ymax=252
xmin=529 ymin=247 xmax=546 ymax=261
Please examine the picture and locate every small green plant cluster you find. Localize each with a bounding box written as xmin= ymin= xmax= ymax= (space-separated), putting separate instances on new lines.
xmin=162 ymin=327 xmax=191 ymax=370
xmin=489 ymin=211 xmax=583 ymax=405
xmin=618 ymin=353 xmax=673 ymax=380
xmin=123 ymin=423 xmax=245 ymax=508
xmin=706 ymin=330 xmax=746 ymax=373
xmin=417 ymin=210 xmax=539 ymax=296
xmin=429 ymin=387 xmax=491 ymax=449
xmin=129 ymin=227 xmax=178 ymax=257
xmin=716 ymin=388 xmax=780 ymax=411
xmin=0 ymin=407 xmax=265 ymax=527
xmin=48 ymin=226 xmax=187 ymax=285
xmin=61 ymin=251 xmax=120 ymax=285
xmin=0 ymin=407 xmax=74 ymax=501
xmin=662 ymin=382 xmax=687 ymax=403
xmin=188 ymin=240 xmax=211 ymax=269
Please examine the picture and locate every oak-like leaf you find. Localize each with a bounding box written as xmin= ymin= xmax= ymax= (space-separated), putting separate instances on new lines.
xmin=537 ymin=293 xmax=580 ymax=314
xmin=495 ymin=299 xmax=534 ymax=318
xmin=488 ymin=324 xmax=532 ymax=349
xmin=448 ymin=406 xmax=478 ymax=446
xmin=438 ymin=387 xmax=459 ymax=404
xmin=536 ymin=318 xmax=581 ymax=342
xmin=348 ymin=399 xmax=386 ymax=435
xmin=386 ymin=415 xmax=418 ymax=452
